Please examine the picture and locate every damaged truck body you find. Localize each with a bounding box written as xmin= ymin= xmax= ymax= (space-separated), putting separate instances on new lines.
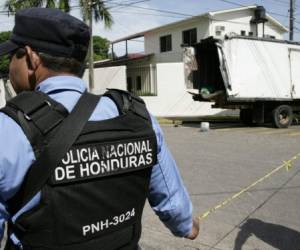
xmin=192 ymin=36 xmax=300 ymax=128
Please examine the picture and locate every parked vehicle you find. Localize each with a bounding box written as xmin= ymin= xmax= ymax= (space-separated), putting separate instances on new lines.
xmin=192 ymin=36 xmax=300 ymax=128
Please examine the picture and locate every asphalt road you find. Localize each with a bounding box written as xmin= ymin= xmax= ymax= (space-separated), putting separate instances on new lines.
xmin=140 ymin=123 xmax=300 ymax=250
xmin=1 ymin=123 xmax=300 ymax=250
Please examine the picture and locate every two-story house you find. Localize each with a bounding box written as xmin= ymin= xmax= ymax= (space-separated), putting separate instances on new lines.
xmin=87 ymin=5 xmax=288 ymax=117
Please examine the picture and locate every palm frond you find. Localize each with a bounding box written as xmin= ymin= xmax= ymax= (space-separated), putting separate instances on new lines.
xmin=58 ymin=0 xmax=70 ymax=12
xmin=4 ymin=0 xmax=113 ymax=29
xmin=5 ymin=0 xmax=51 ymax=12
xmin=93 ymin=0 xmax=113 ymax=28
xmin=45 ymin=0 xmax=56 ymax=8
xmin=79 ymin=0 xmax=89 ymax=22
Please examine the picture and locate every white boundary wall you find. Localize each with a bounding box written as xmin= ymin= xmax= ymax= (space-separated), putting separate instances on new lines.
xmin=84 ymin=66 xmax=127 ymax=95
xmin=142 ymin=63 xmax=226 ymax=117
xmin=90 ymin=64 xmax=232 ymax=117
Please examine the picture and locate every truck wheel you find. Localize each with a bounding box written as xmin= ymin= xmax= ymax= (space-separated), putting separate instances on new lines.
xmin=272 ymin=105 xmax=293 ymax=128
xmin=240 ymin=109 xmax=253 ymax=125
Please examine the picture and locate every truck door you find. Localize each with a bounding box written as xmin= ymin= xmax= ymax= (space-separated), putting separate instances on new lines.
xmin=289 ymin=49 xmax=300 ymax=98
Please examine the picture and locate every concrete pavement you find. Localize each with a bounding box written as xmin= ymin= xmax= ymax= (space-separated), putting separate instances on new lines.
xmin=140 ymin=123 xmax=300 ymax=250
xmin=1 ymin=123 xmax=300 ymax=249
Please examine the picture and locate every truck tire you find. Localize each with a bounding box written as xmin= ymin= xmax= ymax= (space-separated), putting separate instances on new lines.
xmin=271 ymin=105 xmax=293 ymax=128
xmin=240 ymin=109 xmax=253 ymax=125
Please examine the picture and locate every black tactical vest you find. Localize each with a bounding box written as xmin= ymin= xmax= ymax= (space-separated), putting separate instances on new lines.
xmin=1 ymin=89 xmax=157 ymax=250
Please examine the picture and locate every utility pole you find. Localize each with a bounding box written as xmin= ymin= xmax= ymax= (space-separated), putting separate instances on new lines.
xmin=290 ymin=0 xmax=295 ymax=41
xmin=85 ymin=1 xmax=94 ymax=90
xmin=89 ymin=2 xmax=94 ymax=90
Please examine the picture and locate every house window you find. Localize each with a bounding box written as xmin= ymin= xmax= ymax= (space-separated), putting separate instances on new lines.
xmin=127 ymin=77 xmax=133 ymax=92
xmin=160 ymin=35 xmax=172 ymax=52
xmin=182 ymin=28 xmax=197 ymax=46
xmin=126 ymin=66 xmax=157 ymax=96
xmin=215 ymin=31 xmax=222 ymax=36
xmin=215 ymin=26 xmax=225 ymax=37
xmin=249 ymin=31 xmax=254 ymax=36
xmin=136 ymin=76 xmax=142 ymax=91
xmin=241 ymin=30 xmax=246 ymax=36
xmin=216 ymin=25 xmax=225 ymax=32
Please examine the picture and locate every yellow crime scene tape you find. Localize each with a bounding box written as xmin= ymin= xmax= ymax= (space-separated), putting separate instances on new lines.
xmin=198 ymin=152 xmax=300 ymax=221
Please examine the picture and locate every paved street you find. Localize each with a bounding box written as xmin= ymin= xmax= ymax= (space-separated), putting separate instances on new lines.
xmin=140 ymin=123 xmax=300 ymax=250
xmin=1 ymin=123 xmax=300 ymax=249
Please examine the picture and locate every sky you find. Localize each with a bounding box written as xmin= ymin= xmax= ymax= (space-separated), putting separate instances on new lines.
xmin=0 ymin=0 xmax=299 ymax=56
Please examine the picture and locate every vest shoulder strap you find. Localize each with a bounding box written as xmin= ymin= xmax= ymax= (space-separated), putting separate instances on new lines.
xmin=104 ymin=89 xmax=150 ymax=121
xmin=7 ymin=92 xmax=100 ymax=216
xmin=0 ymin=91 xmax=69 ymax=156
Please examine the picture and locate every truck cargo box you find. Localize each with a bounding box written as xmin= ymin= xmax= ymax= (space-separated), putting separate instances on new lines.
xmin=192 ymin=36 xmax=300 ymax=128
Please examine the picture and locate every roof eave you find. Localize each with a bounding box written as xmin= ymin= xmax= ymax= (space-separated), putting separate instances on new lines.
xmin=111 ymin=32 xmax=145 ymax=44
xmin=209 ymin=5 xmax=257 ymax=16
xmin=111 ymin=13 xmax=210 ymax=44
xmin=266 ymin=14 xmax=289 ymax=32
xmin=111 ymin=6 xmax=288 ymax=43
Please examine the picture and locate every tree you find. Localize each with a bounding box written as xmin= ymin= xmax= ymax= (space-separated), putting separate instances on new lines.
xmin=4 ymin=0 xmax=113 ymax=28
xmin=0 ymin=31 xmax=12 ymax=79
xmin=4 ymin=0 xmax=114 ymax=89
xmin=93 ymin=36 xmax=110 ymax=61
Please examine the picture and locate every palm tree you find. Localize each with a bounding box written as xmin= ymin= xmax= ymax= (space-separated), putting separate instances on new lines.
xmin=5 ymin=0 xmax=113 ymax=27
xmin=4 ymin=0 xmax=114 ymax=89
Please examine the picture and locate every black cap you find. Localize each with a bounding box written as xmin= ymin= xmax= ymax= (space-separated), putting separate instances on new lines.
xmin=0 ymin=8 xmax=90 ymax=61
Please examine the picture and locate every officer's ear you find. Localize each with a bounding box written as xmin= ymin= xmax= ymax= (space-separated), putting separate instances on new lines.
xmin=24 ymin=46 xmax=41 ymax=73
xmin=25 ymin=46 xmax=41 ymax=90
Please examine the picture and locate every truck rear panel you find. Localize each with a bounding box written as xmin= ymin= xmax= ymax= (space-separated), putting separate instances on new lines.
xmin=193 ymin=36 xmax=300 ymax=103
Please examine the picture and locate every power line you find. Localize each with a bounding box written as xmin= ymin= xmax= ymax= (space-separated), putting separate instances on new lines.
xmin=110 ymin=3 xmax=193 ymax=17
xmin=264 ymin=0 xmax=289 ymax=6
xmin=264 ymin=0 xmax=300 ymax=9
xmin=0 ymin=0 xmax=293 ymax=19
xmin=0 ymin=8 xmax=288 ymax=31
xmin=295 ymin=26 xmax=300 ymax=31
xmin=215 ymin=0 xmax=290 ymax=18
xmin=293 ymin=19 xmax=300 ymax=24
xmin=0 ymin=0 xmax=148 ymax=13
xmin=108 ymin=0 xmax=150 ymax=10
xmin=107 ymin=0 xmax=150 ymax=9
xmin=265 ymin=0 xmax=294 ymax=5
xmin=110 ymin=10 xmax=185 ymax=19
xmin=215 ymin=0 xmax=244 ymax=7
xmin=0 ymin=1 xmax=291 ymax=23
xmin=269 ymin=0 xmax=300 ymax=9
xmin=68 ymin=1 xmax=195 ymax=22
xmin=64 ymin=0 xmax=151 ymax=12
xmin=0 ymin=1 xmax=294 ymax=37
xmin=268 ymin=11 xmax=289 ymax=18
xmin=211 ymin=17 xmax=288 ymax=28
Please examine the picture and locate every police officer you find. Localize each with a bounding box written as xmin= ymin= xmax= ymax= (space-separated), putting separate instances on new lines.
xmin=0 ymin=7 xmax=199 ymax=250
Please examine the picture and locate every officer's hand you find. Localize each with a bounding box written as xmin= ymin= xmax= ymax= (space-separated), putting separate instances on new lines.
xmin=185 ymin=218 xmax=200 ymax=240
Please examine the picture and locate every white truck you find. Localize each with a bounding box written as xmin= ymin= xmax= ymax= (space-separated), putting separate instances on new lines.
xmin=192 ymin=36 xmax=300 ymax=128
